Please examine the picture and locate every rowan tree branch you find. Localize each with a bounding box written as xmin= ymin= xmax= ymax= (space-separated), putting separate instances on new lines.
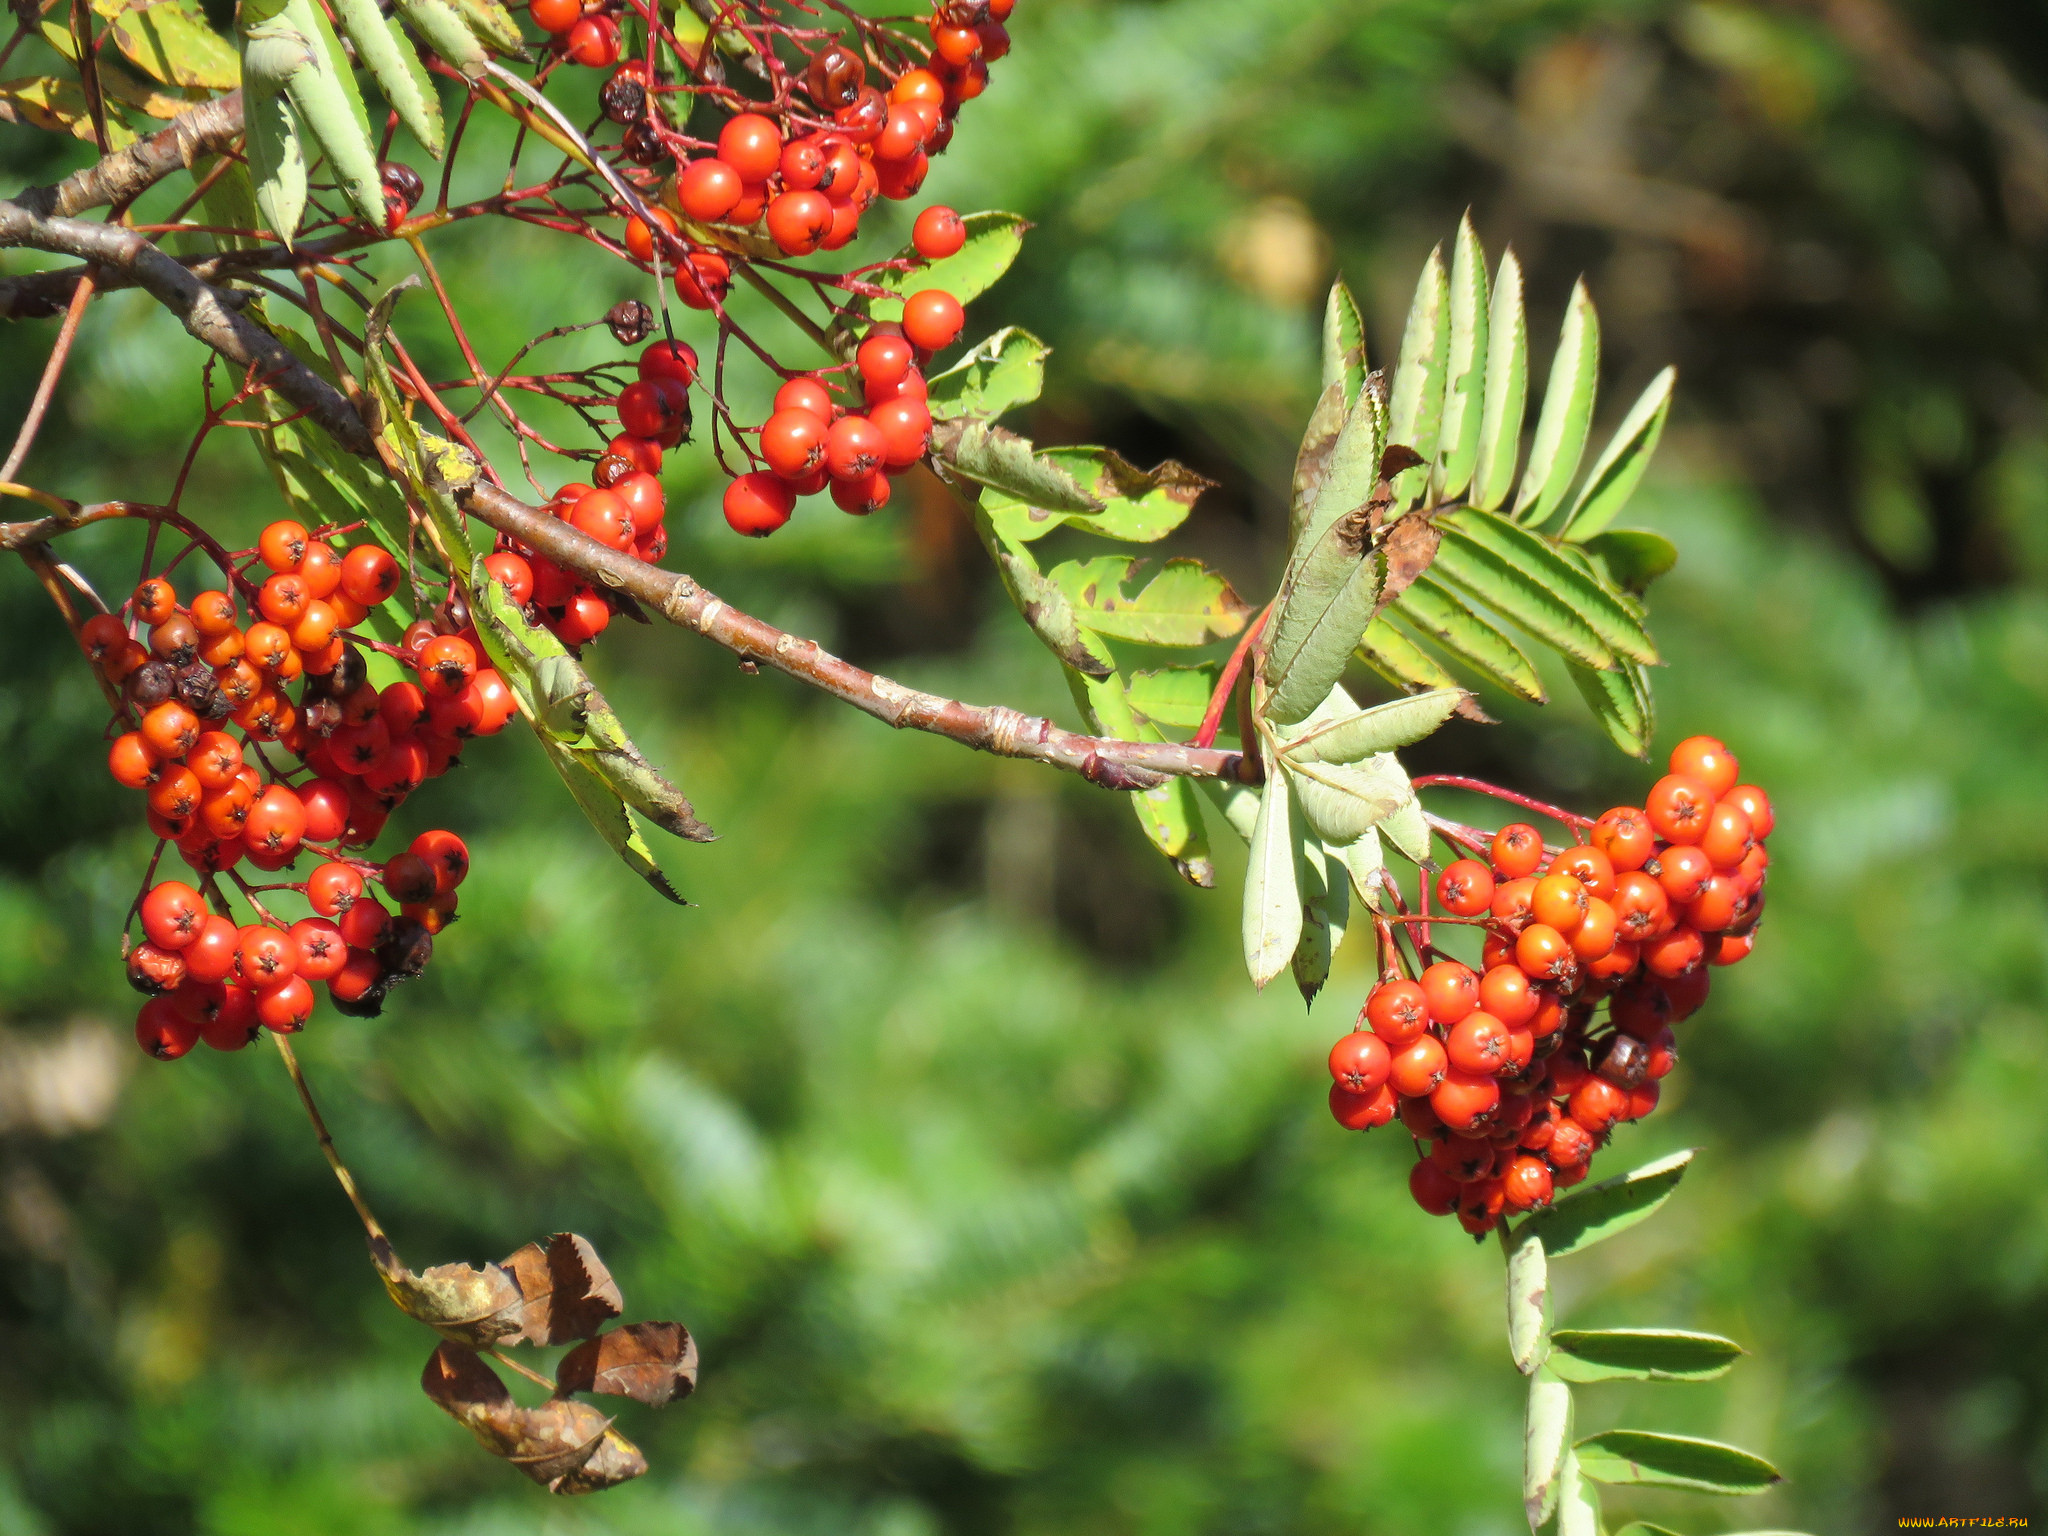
xmin=14 ymin=89 xmax=244 ymax=220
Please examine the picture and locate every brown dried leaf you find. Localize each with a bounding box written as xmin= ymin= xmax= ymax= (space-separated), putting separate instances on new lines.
xmin=500 ymin=1232 xmax=624 ymax=1346
xmin=421 ymin=1343 xmax=614 ymax=1488
xmin=556 ymin=1321 xmax=699 ymax=1407
xmin=371 ymin=1235 xmax=526 ymax=1347
xmin=1380 ymin=512 xmax=1444 ymax=607
xmin=550 ymin=1427 xmax=650 ymax=1495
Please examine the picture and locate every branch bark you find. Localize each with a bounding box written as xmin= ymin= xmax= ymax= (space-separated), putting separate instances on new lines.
xmin=14 ymin=89 xmax=244 ymax=220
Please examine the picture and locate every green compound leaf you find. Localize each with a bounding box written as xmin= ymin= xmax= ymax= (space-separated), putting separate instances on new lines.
xmin=1582 ymin=527 xmax=1679 ymax=596
xmin=1471 ymin=246 xmax=1528 ymax=512
xmin=447 ymin=0 xmax=524 ymax=55
xmin=331 ymin=0 xmax=444 ymax=156
xmin=1575 ymin=1430 xmax=1782 ymax=1495
xmin=394 ymin=0 xmax=486 ymax=76
xmin=1386 ymin=242 xmax=1449 ymax=510
xmin=1562 ymin=365 xmax=1674 ymax=541
xmin=926 ymin=326 xmax=1047 ymax=423
xmin=1241 ymin=763 xmax=1302 ymax=990
xmin=1433 ymin=213 xmax=1489 ymax=503
xmin=1048 ymin=556 xmax=1248 ymax=648
xmin=1125 ymin=666 xmax=1217 ymax=733
xmin=1278 ymin=688 xmax=1464 ymax=766
xmin=1321 ymin=277 xmax=1367 ymax=409
xmin=1509 ymin=1148 xmax=1695 ymax=1258
xmin=1436 ymin=508 xmax=1659 ymax=667
xmin=240 ymin=30 xmax=311 ymax=242
xmin=1356 ymin=615 xmax=1459 ymax=693
xmin=931 ymin=419 xmax=1103 ymax=514
xmin=1516 ymin=279 xmax=1601 ymax=528
xmin=282 ymin=0 xmax=385 ymax=227
xmin=1571 ymin=658 xmax=1655 ymax=760
xmin=1039 ymin=446 xmax=1213 ymax=543
xmin=1507 ymin=1234 xmax=1551 ymax=1375
xmin=1524 ymin=1372 xmax=1574 ymax=1529
xmin=1379 ymin=789 xmax=1429 ymax=863
xmin=1389 ymin=576 xmax=1545 ymax=702
xmin=1547 ymin=1328 xmax=1744 ymax=1384
xmin=872 ymin=211 xmax=1028 ymax=319
xmin=1199 ymin=775 xmax=1260 ymax=844
xmin=106 ymin=0 xmax=239 ymax=90
xmin=1274 ymin=688 xmax=1415 ymax=847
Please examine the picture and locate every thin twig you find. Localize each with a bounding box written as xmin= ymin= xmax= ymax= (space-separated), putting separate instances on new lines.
xmin=271 ymin=1031 xmax=389 ymax=1244
xmin=1 ymin=268 xmax=95 ymax=481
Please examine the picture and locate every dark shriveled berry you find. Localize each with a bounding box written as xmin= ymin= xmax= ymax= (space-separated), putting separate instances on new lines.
xmin=125 ymin=659 xmax=175 ymax=710
xmin=805 ymin=42 xmax=865 ymax=109
xmin=620 ymin=122 xmax=665 ymax=166
xmin=593 ymin=452 xmax=634 ymax=488
xmin=599 ymin=70 xmax=646 ymax=125
xmin=376 ymin=918 xmax=434 ymax=983
xmin=606 ymin=299 xmax=655 ymax=345
xmin=379 ymin=160 xmax=425 ymax=211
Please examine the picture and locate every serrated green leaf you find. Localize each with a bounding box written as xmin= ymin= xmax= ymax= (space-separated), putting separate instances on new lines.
xmin=1125 ymin=666 xmax=1216 ymax=733
xmin=1379 ymin=790 xmax=1429 ymax=863
xmin=1548 ymin=1328 xmax=1744 ymax=1384
xmin=1434 ymin=509 xmax=1661 ymax=668
xmin=1571 ymin=658 xmax=1655 ymax=760
xmin=1048 ymin=556 xmax=1248 ymax=648
xmin=1242 ymin=765 xmax=1302 ymax=990
xmin=1040 ymin=447 xmax=1211 ymax=543
xmin=1472 ymin=246 xmax=1529 ymax=511
xmin=1357 ymin=616 xmax=1459 ymax=693
xmin=332 ymin=0 xmax=444 ymax=156
xmin=1511 ymin=1149 xmax=1694 ymax=1258
xmin=926 ymin=327 xmax=1047 ymax=422
xmin=1276 ymin=690 xmax=1412 ymax=846
xmin=1582 ymin=528 xmax=1679 ymax=595
xmin=1516 ymin=279 xmax=1601 ymax=527
xmin=1279 ymin=688 xmax=1464 ymax=765
xmin=1508 ymin=1235 xmax=1551 ymax=1375
xmin=240 ymin=35 xmax=310 ymax=242
xmin=1433 ymin=214 xmax=1489 ymax=502
xmin=1289 ymin=383 xmax=1347 ymax=549
xmin=1291 ymin=833 xmax=1347 ymax=1004
xmin=1575 ymin=1430 xmax=1782 ymax=1495
xmin=932 ymin=420 xmax=1103 ymax=514
xmin=394 ymin=0 xmax=485 ymax=75
xmin=1387 ymin=243 xmax=1449 ymax=510
xmin=1525 ymin=1372 xmax=1574 ymax=1529
xmin=1321 ymin=278 xmax=1366 ymax=409
xmin=1562 ymin=365 xmax=1674 ymax=541
xmin=109 ymin=0 xmax=239 ymax=90
xmin=1390 ymin=577 xmax=1545 ymax=701
xmin=447 ymin=0 xmax=523 ymax=54
xmin=872 ymin=211 xmax=1027 ymax=320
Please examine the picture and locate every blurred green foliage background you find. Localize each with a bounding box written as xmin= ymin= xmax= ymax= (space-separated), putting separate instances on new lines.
xmin=4 ymin=0 xmax=2048 ymax=1530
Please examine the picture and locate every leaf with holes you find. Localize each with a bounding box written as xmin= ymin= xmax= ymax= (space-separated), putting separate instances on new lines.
xmin=872 ymin=211 xmax=1028 ymax=318
xmin=1575 ymin=1430 xmax=1782 ymax=1495
xmin=1548 ymin=1328 xmax=1744 ymax=1384
xmin=1516 ymin=280 xmax=1601 ymax=528
xmin=926 ymin=327 xmax=1047 ymax=422
xmin=1050 ymin=556 xmax=1249 ymax=648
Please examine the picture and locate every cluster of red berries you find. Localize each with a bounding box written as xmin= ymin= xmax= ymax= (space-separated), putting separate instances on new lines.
xmin=86 ymin=519 xmax=514 ymax=1055
xmin=1324 ymin=736 xmax=1774 ymax=1236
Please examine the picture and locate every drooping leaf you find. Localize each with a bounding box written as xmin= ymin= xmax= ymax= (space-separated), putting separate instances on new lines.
xmin=550 ymin=1428 xmax=650 ymax=1495
xmin=931 ymin=419 xmax=1103 ymax=514
xmin=421 ymin=1343 xmax=625 ymax=1492
xmin=1069 ymin=665 xmax=1214 ymax=888
xmin=1582 ymin=528 xmax=1679 ymax=595
xmin=1516 ymin=279 xmax=1601 ymax=528
xmin=279 ymin=0 xmax=385 ymax=227
xmin=871 ymin=211 xmax=1028 ymax=319
xmin=1562 ymin=366 xmax=1675 ymax=541
xmin=1547 ymin=1328 xmax=1744 ymax=1384
xmin=1291 ymin=833 xmax=1348 ymax=1005
xmin=555 ymin=1321 xmax=698 ymax=1406
xmin=1510 ymin=1148 xmax=1694 ymax=1257
xmin=371 ymin=1235 xmax=527 ymax=1346
xmin=540 ymin=737 xmax=688 ymax=903
xmin=1125 ymin=666 xmax=1217 ymax=733
xmin=1289 ymin=383 xmax=1348 ymax=548
xmin=1507 ymin=1233 xmax=1551 ymax=1374
xmin=1199 ymin=775 xmax=1261 ymax=844
xmin=1241 ymin=766 xmax=1301 ymax=990
xmin=1279 ymin=733 xmax=1413 ymax=849
xmin=1524 ymin=1372 xmax=1574 ymax=1529
xmin=498 ymin=1232 xmax=624 ymax=1346
xmin=106 ymin=0 xmax=239 ymax=90
xmin=926 ymin=326 xmax=1047 ymax=422
xmin=1470 ymin=246 xmax=1529 ymax=512
xmin=961 ymin=490 xmax=1113 ymax=678
xmin=1386 ymin=243 xmax=1449 ymax=510
xmin=1356 ymin=616 xmax=1459 ymax=694
xmin=1575 ymin=1430 xmax=1782 ymax=1495
xmin=1392 ymin=576 xmax=1546 ymax=702
xmin=239 ymin=34 xmax=309 ymax=242
xmin=1571 ymin=658 xmax=1655 ymax=760
xmin=1049 ymin=556 xmax=1248 ymax=647
xmin=331 ymin=0 xmax=445 ymax=156
xmin=1279 ymin=688 xmax=1464 ymax=765
xmin=1322 ymin=278 xmax=1367 ymax=408
xmin=1433 ymin=214 xmax=1489 ymax=502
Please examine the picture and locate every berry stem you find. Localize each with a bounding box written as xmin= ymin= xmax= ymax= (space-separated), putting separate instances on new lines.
xmin=1412 ymin=775 xmax=1595 ymax=832
xmin=270 ymin=1030 xmax=390 ymax=1246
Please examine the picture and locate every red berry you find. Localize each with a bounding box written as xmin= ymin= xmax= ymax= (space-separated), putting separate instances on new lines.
xmin=1387 ymin=1035 xmax=1448 ymax=1098
xmin=416 ymin=635 xmax=478 ymax=699
xmin=1477 ymin=965 xmax=1538 ymax=1029
xmin=245 ymin=784 xmax=307 ymax=858
xmin=1653 ymin=844 xmax=1714 ymax=904
xmin=1514 ymin=924 xmax=1575 ymax=984
xmin=1434 ymin=858 xmax=1494 ymax=916
xmin=1328 ymin=1081 xmax=1396 ymax=1131
xmin=1445 ymin=1011 xmax=1509 ymax=1075
xmin=1724 ymin=783 xmax=1774 ymax=840
xmin=562 ymin=14 xmax=619 ymax=66
xmin=1327 ymin=1030 xmax=1391 ymax=1095
xmin=1409 ymin=1159 xmax=1460 ymax=1216
xmin=677 ymin=158 xmax=744 ymax=222
xmin=674 ymin=252 xmax=732 ymax=310
xmin=901 ymin=289 xmax=965 ymax=352
xmin=824 ymin=415 xmax=885 ymax=480
xmin=723 ymin=472 xmax=796 ymax=536
xmin=830 ymin=471 xmax=892 ymax=516
xmin=235 ymin=924 xmax=299 ymax=987
xmin=289 ymin=918 xmax=348 ymax=981
xmin=775 ymin=376 xmax=836 ymax=419
xmin=529 ymin=0 xmax=577 ymax=31
xmin=136 ymin=996 xmax=199 ymax=1059
xmin=1646 ymin=773 xmax=1715 ymax=844
xmin=1419 ymin=960 xmax=1478 ymax=1025
xmin=717 ymin=113 xmax=782 ymax=182
xmin=307 ymin=861 xmax=364 ymax=917
xmin=766 ymin=190 xmax=834 ymax=255
xmin=1641 ymin=925 xmax=1704 ymax=979
xmin=257 ymin=975 xmax=315 ymax=1032
xmin=569 ymin=487 xmax=635 ymax=550
xmin=1697 ymin=801 xmax=1755 ymax=871
xmin=1431 ymin=1069 xmax=1500 ymax=1134
xmin=1669 ymin=734 xmax=1739 ymax=796
xmin=912 ymin=205 xmax=967 ymax=260
xmin=1364 ymin=979 xmax=1430 ymax=1047
xmin=616 ymin=378 xmax=689 ymax=446
xmin=1431 ymin=1134 xmax=1496 ymax=1183
xmin=484 ymin=551 xmax=535 ymax=606
xmin=1502 ymin=1154 xmax=1554 ymax=1211
xmin=140 ymin=881 xmax=206 ymax=950
xmin=638 ymin=339 xmax=697 ymax=388
xmin=1610 ymin=870 xmax=1671 ymax=943
xmin=857 ymin=333 xmax=916 ymax=392
xmin=760 ymin=408 xmax=830 ymax=480
xmin=870 ymin=397 xmax=932 ymax=467
xmin=1546 ymin=1118 xmax=1593 ymax=1170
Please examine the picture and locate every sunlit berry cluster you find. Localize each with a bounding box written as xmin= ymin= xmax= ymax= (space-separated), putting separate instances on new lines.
xmin=87 ymin=519 xmax=512 ymax=1056
xmin=1325 ymin=735 xmax=1773 ymax=1236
